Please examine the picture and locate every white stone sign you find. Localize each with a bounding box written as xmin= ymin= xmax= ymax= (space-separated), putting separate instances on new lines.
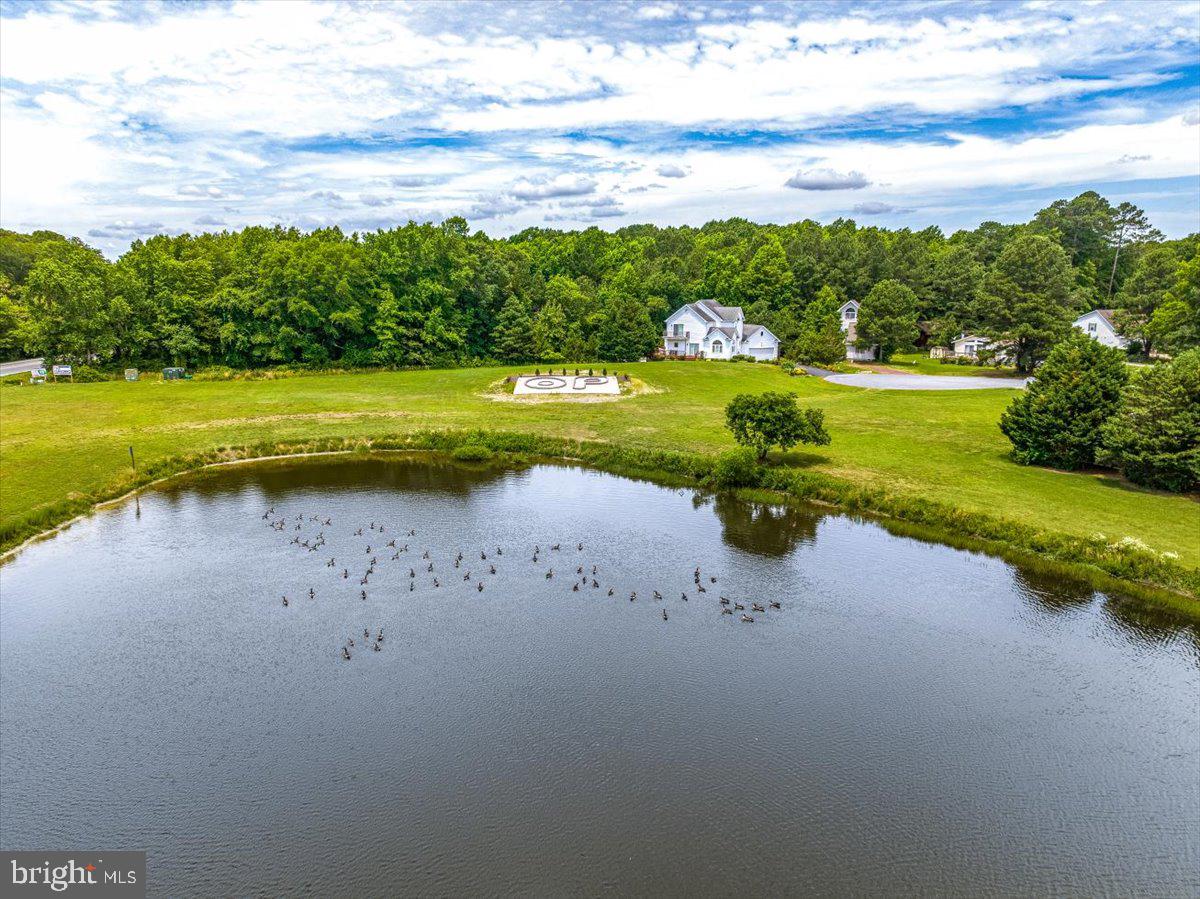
xmin=514 ymin=375 xmax=620 ymax=396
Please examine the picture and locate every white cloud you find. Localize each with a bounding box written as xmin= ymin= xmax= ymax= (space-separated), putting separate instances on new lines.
xmin=785 ymin=168 xmax=870 ymax=191
xmin=510 ymin=173 xmax=597 ymax=200
xmin=655 ymin=163 xmax=688 ymax=178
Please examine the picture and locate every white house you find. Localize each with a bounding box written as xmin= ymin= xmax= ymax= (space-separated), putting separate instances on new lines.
xmin=662 ymin=300 xmax=780 ymax=360
xmin=838 ymin=300 xmax=877 ymax=361
xmin=952 ymin=334 xmax=991 ymax=358
xmin=1073 ymin=309 xmax=1129 ymax=349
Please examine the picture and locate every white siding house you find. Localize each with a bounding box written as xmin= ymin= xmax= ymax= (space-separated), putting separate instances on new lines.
xmin=838 ymin=300 xmax=876 ymax=361
xmin=952 ymin=334 xmax=991 ymax=358
xmin=1073 ymin=309 xmax=1129 ymax=349
xmin=662 ymin=300 xmax=779 ymax=360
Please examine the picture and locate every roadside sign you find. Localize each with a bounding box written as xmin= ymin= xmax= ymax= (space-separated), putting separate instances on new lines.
xmin=52 ymin=364 xmax=72 ymax=377
xmin=31 ymin=367 xmax=46 ymax=383
xmin=125 ymin=368 xmax=139 ymax=381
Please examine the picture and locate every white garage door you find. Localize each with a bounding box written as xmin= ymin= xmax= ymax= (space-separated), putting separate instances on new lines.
xmin=748 ymin=346 xmax=775 ymax=360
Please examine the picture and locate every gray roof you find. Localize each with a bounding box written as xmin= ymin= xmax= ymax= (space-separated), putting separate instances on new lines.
xmin=696 ymin=299 xmax=743 ymax=322
xmin=707 ymin=325 xmax=737 ymax=340
xmin=743 ymin=324 xmax=777 ymax=341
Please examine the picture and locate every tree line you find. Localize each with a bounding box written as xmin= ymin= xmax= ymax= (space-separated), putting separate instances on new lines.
xmin=1 ymin=191 xmax=1196 ymax=371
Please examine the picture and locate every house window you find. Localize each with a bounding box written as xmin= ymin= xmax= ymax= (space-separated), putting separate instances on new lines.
xmin=1087 ymin=322 xmax=1097 ymax=333
xmin=672 ymin=323 xmax=684 ymax=336
xmin=711 ymin=340 xmax=723 ymax=355
xmin=688 ymin=343 xmax=699 ymax=356
xmin=845 ymin=308 xmax=856 ymax=320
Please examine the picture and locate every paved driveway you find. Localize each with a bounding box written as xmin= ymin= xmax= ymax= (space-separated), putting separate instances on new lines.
xmin=822 ymin=372 xmax=1030 ymax=390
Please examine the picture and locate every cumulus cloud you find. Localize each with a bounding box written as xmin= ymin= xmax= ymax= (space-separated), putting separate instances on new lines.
xmin=656 ymin=163 xmax=688 ymax=178
xmin=510 ymin=173 xmax=597 ymax=200
xmin=309 ymin=190 xmax=344 ymax=202
xmin=194 ymin=213 xmax=226 ymax=226
xmin=87 ymin=220 xmax=164 ymax=238
xmin=851 ymin=201 xmax=910 ymax=215
xmin=785 ymin=168 xmax=870 ymax=191
xmin=359 ymin=194 xmax=394 ymax=207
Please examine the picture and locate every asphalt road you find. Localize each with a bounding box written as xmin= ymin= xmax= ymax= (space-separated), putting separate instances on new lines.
xmin=822 ymin=372 xmax=1030 ymax=390
xmin=0 ymin=357 xmax=44 ymax=377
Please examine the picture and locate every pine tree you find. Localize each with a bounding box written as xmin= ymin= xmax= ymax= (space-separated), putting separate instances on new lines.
xmin=999 ymin=330 xmax=1128 ymax=470
xmin=491 ymin=295 xmax=534 ymax=362
xmin=856 ymin=279 xmax=919 ymax=361
xmin=741 ymin=237 xmax=794 ymax=308
xmin=530 ymin=298 xmax=568 ymax=362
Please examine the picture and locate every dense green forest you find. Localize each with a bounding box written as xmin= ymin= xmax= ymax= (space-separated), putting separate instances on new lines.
xmin=1 ymin=191 xmax=1196 ymax=371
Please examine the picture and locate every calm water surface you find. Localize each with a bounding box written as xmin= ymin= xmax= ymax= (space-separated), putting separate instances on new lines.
xmin=1 ymin=456 xmax=1197 ymax=896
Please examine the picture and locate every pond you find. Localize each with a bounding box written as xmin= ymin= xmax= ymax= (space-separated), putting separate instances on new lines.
xmin=1 ymin=455 xmax=1196 ymax=896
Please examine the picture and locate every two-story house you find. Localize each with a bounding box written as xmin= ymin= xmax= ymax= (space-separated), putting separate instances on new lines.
xmin=662 ymin=300 xmax=780 ymax=360
xmin=838 ymin=300 xmax=877 ymax=361
xmin=1073 ymin=309 xmax=1129 ymax=349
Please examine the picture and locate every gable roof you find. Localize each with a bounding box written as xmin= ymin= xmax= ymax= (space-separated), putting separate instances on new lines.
xmin=743 ymin=323 xmax=778 ymax=342
xmin=1075 ymin=309 xmax=1117 ymax=328
xmin=697 ymin=299 xmax=743 ymax=321
xmin=706 ymin=324 xmax=737 ymax=340
xmin=838 ymin=299 xmax=860 ymax=313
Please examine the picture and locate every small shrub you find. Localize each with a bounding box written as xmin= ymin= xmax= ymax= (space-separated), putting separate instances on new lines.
xmin=451 ymin=444 xmax=495 ymax=462
xmin=71 ymin=365 xmax=109 ymax=383
xmin=729 ymin=353 xmax=756 ymax=363
xmin=711 ymin=448 xmax=763 ymax=489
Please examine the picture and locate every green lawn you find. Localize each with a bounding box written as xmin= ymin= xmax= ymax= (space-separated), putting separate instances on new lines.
xmin=2 ymin=361 xmax=1197 ymax=566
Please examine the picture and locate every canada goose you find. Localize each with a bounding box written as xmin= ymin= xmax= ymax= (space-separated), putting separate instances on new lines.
xmin=410 ymin=581 xmax=415 ymax=592
xmin=662 ymin=609 xmax=668 ymax=621
xmin=710 ymin=576 xmax=717 ymax=584
xmin=342 ymin=569 xmax=349 ymax=579
xmin=309 ymin=587 xmax=315 ymax=599
xmin=741 ymin=614 xmax=754 ymax=623
xmin=721 ymin=607 xmax=733 ymax=615
xmin=572 ymin=583 xmax=579 ymax=592
xmin=490 ymin=564 xmax=496 ymax=575
xmin=576 ymin=565 xmax=583 ymax=575
xmin=327 ymin=558 xmax=335 ymax=567
xmin=391 ymin=552 xmax=399 ymax=561
xmin=697 ymin=584 xmax=706 ymax=593
xmin=365 ymin=546 xmax=371 ymax=554
xmin=364 ymin=628 xmax=370 ymax=640
xmin=433 ymin=578 xmax=440 ymax=587
xmin=577 ymin=542 xmax=583 ymax=551
xmin=770 ymin=600 xmax=781 ymax=609
xmin=481 ymin=551 xmax=487 ymax=560
xmin=496 ymin=547 xmax=502 ymax=556
xmin=355 ymin=528 xmax=363 ymax=536
xmin=751 ymin=603 xmax=765 ymax=613
xmin=464 ymin=572 xmax=471 ymax=581
xmin=454 ymin=559 xmax=460 ymax=569
xmin=373 ymin=641 xmax=381 ymax=652
xmin=282 ymin=596 xmax=289 ymax=607
xmin=546 ymin=569 xmax=553 ymax=579
xmin=387 ymin=539 xmax=395 ymax=548
xmin=551 ymin=544 xmax=560 ymax=551
xmin=591 ymin=579 xmax=598 ymax=588
xmin=348 ymin=638 xmax=354 ymax=647
xmin=422 ymin=550 xmax=430 ymax=559
xmin=478 ymin=582 xmax=484 ymax=592
xmin=681 ymin=592 xmax=688 ymax=601
xmin=427 ymin=563 xmax=434 ymax=572
xmin=719 ymin=596 xmax=730 ymax=605
xmin=608 ymin=588 xmax=614 ymax=596
xmin=361 ymin=590 xmax=367 ymax=600
xmin=734 ymin=603 xmax=745 ymax=611
xmin=377 ymin=629 xmax=383 ymax=642
xmin=409 ymin=568 xmax=416 ymax=578
xmin=591 ymin=565 xmax=597 ymax=575
xmin=342 ymin=647 xmax=351 ymax=660
xmin=630 ymin=592 xmax=637 ymax=601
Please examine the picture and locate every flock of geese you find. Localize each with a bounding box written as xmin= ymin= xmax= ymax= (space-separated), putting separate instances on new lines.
xmin=264 ymin=505 xmax=784 ymax=659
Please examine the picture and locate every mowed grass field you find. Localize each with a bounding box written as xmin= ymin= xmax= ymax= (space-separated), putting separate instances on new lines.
xmin=2 ymin=362 xmax=1197 ymax=566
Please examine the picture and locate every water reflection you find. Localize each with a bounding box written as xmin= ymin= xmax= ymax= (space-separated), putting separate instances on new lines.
xmin=1 ymin=455 xmax=1196 ymax=897
xmin=704 ymin=491 xmax=819 ymax=557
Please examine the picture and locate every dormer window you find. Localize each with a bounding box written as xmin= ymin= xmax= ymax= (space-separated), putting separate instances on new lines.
xmin=844 ymin=308 xmax=856 ymax=321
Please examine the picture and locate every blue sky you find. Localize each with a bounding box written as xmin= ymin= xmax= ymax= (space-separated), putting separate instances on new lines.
xmin=1 ymin=0 xmax=1198 ymax=255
